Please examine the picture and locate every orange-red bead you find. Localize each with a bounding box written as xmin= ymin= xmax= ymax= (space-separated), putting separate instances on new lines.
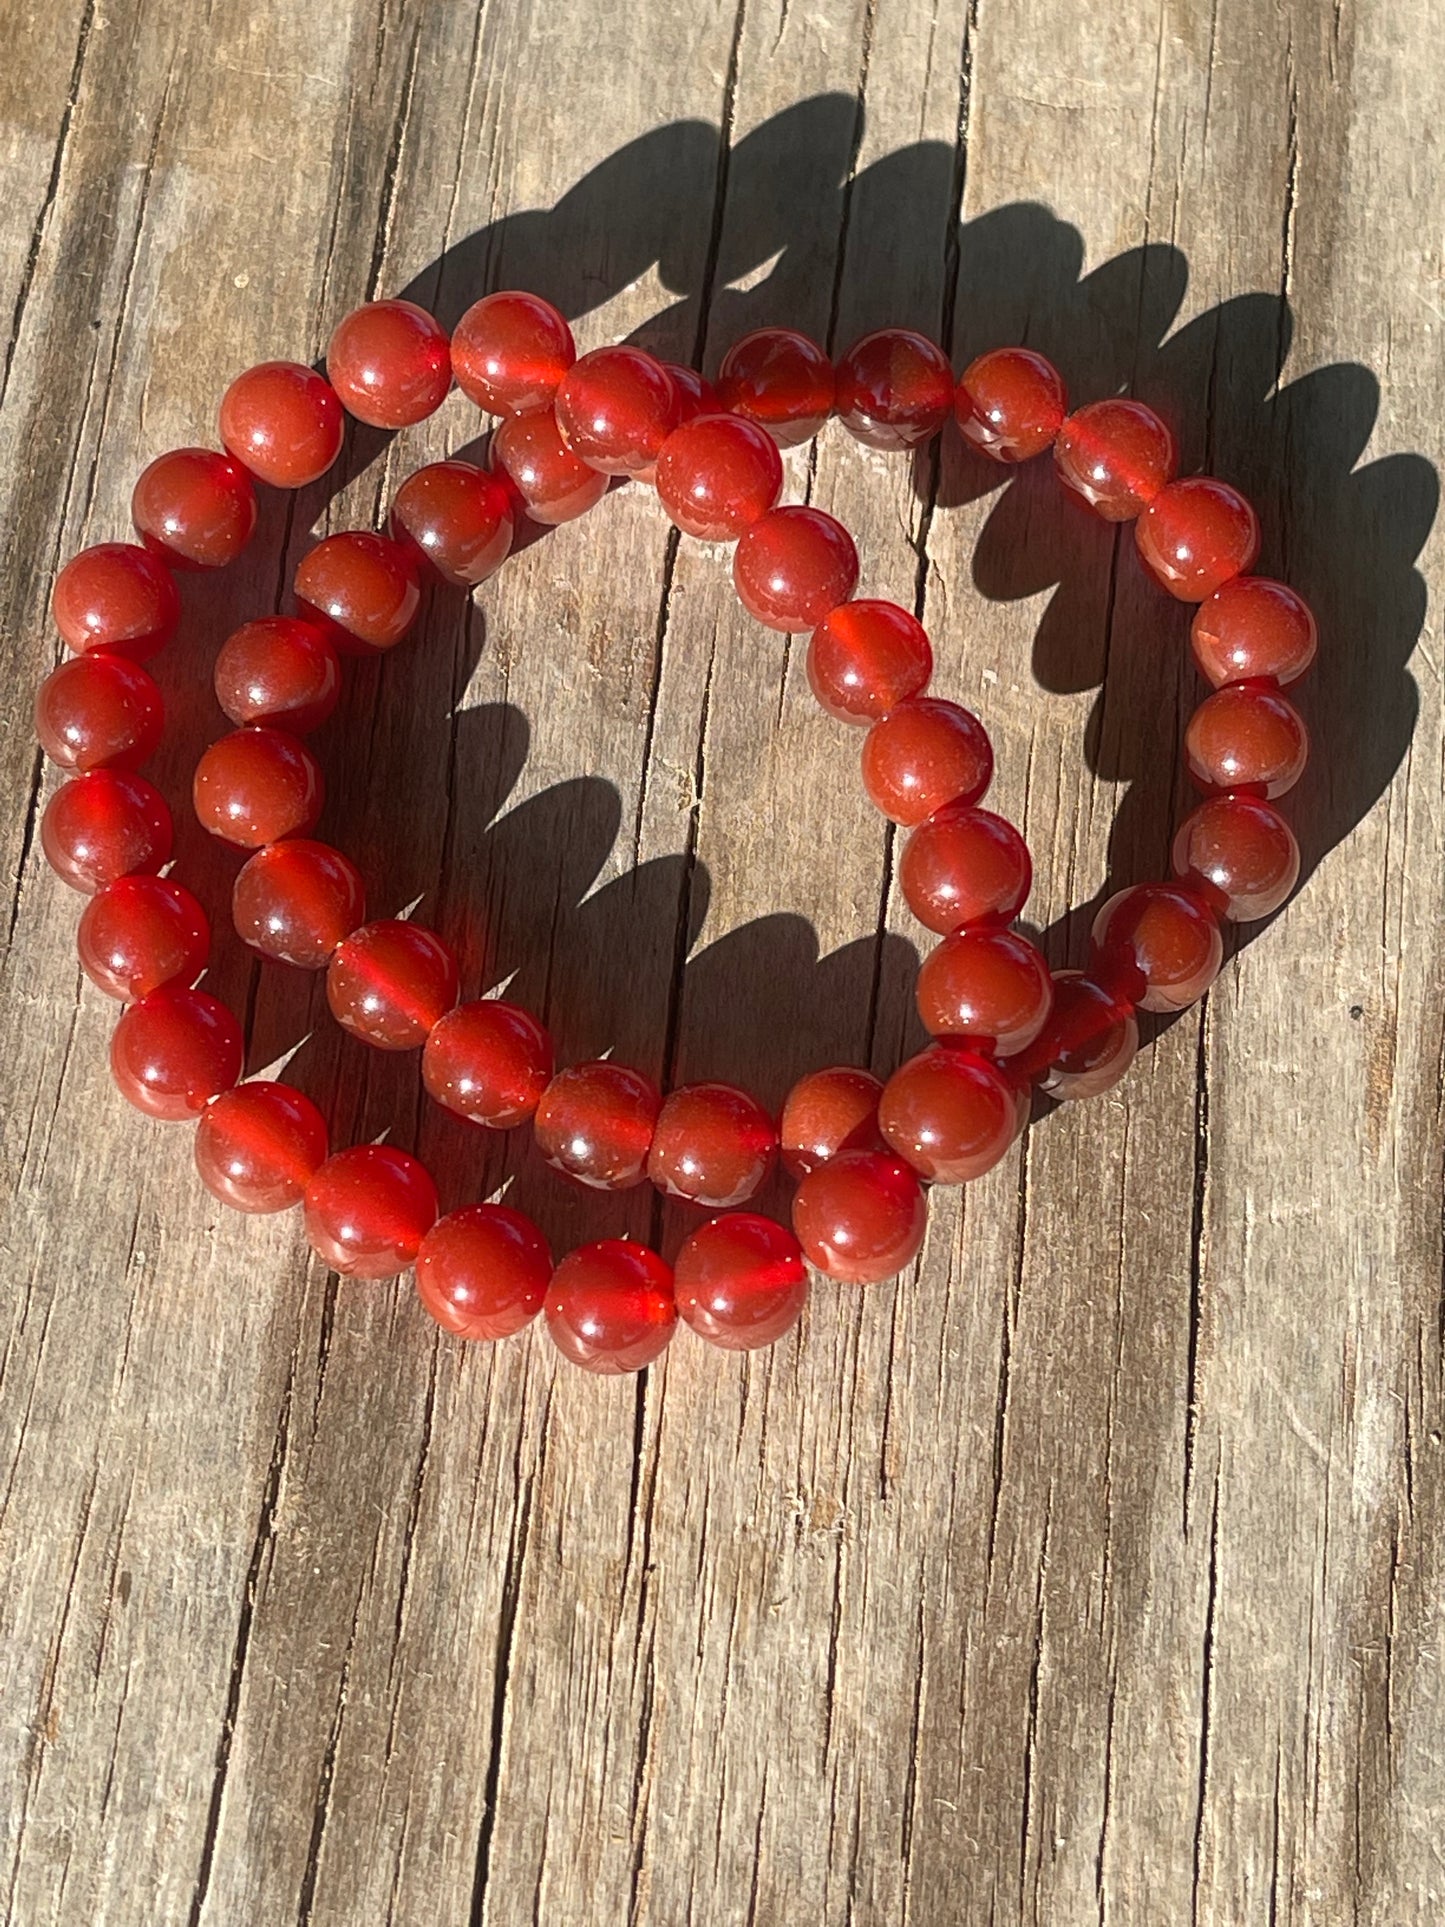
xmin=490 ymin=409 xmax=610 ymax=526
xmin=421 ymin=999 xmax=553 ymax=1128
xmin=733 ymin=506 xmax=859 ymax=632
xmin=779 ymin=1066 xmax=885 ymax=1181
xmin=219 ymin=361 xmax=344 ymax=489
xmin=545 ymin=1239 xmax=677 ymax=1373
xmin=192 ymin=726 xmax=324 ymax=848
xmin=450 ymin=291 xmax=576 ymax=417
xmin=1136 ymin=477 xmax=1260 ymax=601
xmin=899 ymin=803 xmax=1031 ymax=934
xmin=861 ymin=697 xmax=993 ymax=826
xmin=415 ymin=1204 xmax=552 ymax=1340
xmin=294 ymin=532 xmax=421 ymax=652
xmin=325 ymin=299 xmax=451 ymax=428
xmin=232 ymin=839 xmax=364 ymax=968
xmin=326 ymin=919 xmax=458 ymax=1050
xmin=554 ymin=345 xmax=682 ymax=477
xmin=955 ymin=348 xmax=1066 ymax=462
xmin=389 ymin=460 xmax=514 ymax=587
xmin=835 ymin=328 xmax=953 ymax=451
xmin=41 ymin=769 xmax=172 ymax=893
xmin=1091 ymin=884 xmax=1223 ymax=1013
xmin=110 ymin=985 xmax=243 ymax=1120
xmin=34 ymin=652 xmax=163 ymax=772
xmin=52 ymin=543 xmax=180 ymax=660
xmin=1191 ymin=577 xmax=1317 ymax=688
xmin=806 ymin=600 xmax=932 ymax=725
xmin=1184 ymin=683 xmax=1308 ymax=798
xmin=194 ymin=1080 xmax=329 ymax=1212
xmin=1171 ymin=794 xmax=1301 ymax=922
xmin=716 ymin=328 xmax=835 ymax=447
xmin=878 ymin=1043 xmax=1018 ymax=1183
xmin=654 ymin=414 xmax=783 ymax=541
xmin=674 ymin=1213 xmax=808 ymax=1351
xmin=77 ymin=875 xmax=209 ymax=1000
xmin=1053 ymin=398 xmax=1176 ymax=520
xmin=1006 ymin=970 xmax=1139 ymax=1101
xmin=303 ymin=1144 xmax=439 ymax=1278
xmin=533 ymin=1061 xmax=661 ymax=1190
xmin=791 ymin=1149 xmax=927 ymax=1285
xmin=915 ymin=927 xmax=1053 ymax=1056
xmin=131 ymin=448 xmax=257 ymax=569
xmin=646 ymin=1082 xmax=777 ymax=1208
xmin=213 ymin=617 xmax=341 ymax=734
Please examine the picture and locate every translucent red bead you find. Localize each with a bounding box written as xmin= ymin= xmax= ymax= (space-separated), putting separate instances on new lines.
xmin=545 ymin=1239 xmax=676 ymax=1373
xmin=533 ymin=1061 xmax=661 ymax=1190
xmin=35 ymin=652 xmax=164 ymax=772
xmin=326 ymin=919 xmax=458 ymax=1050
xmin=955 ymin=348 xmax=1066 ymax=462
xmin=915 ymin=926 xmax=1054 ymax=1056
xmin=716 ymin=328 xmax=835 ymax=447
xmin=42 ymin=769 xmax=172 ymax=893
xmin=415 ymin=1204 xmax=551 ymax=1340
xmin=732 ymin=506 xmax=859 ymax=633
xmin=899 ymin=803 xmax=1031 ymax=935
xmin=303 ymin=1144 xmax=438 ymax=1278
xmin=194 ymin=1080 xmax=329 ymax=1212
xmin=654 ymin=414 xmax=783 ymax=541
xmin=52 ymin=543 xmax=180 ymax=660
xmin=421 ymin=999 xmax=554 ymax=1129
xmin=1184 ymin=683 xmax=1308 ymax=798
xmin=450 ymin=292 xmax=576 ymax=418
xmin=1191 ymin=577 xmax=1317 ymax=688
xmin=806 ymin=600 xmax=932 ymax=726
xmin=219 ymin=361 xmax=344 ymax=489
xmin=1136 ymin=477 xmax=1260 ymax=602
xmin=213 ymin=617 xmax=341 ymax=734
xmin=1091 ymin=884 xmax=1223 ymax=1013
xmin=791 ymin=1149 xmax=927 ymax=1285
xmin=878 ymin=1043 xmax=1018 ymax=1184
xmin=325 ymin=300 xmax=451 ymax=429
xmin=1171 ymin=794 xmax=1301 ymax=921
xmin=78 ymin=875 xmax=209 ymax=1001
xmin=1013 ymin=971 xmax=1139 ymax=1102
xmin=1053 ymin=398 xmax=1176 ymax=520
xmin=110 ymin=985 xmax=243 ymax=1120
xmin=779 ymin=1066 xmax=885 ymax=1181
xmin=674 ymin=1213 xmax=809 ymax=1350
xmin=389 ymin=460 xmax=514 ymax=587
xmin=294 ymin=532 xmax=421 ymax=651
xmin=835 ymin=328 xmax=953 ymax=451
xmin=131 ymin=448 xmax=257 ymax=570
xmin=860 ymin=698 xmax=993 ymax=827
xmin=192 ymin=726 xmax=324 ymax=848
xmin=646 ymin=1082 xmax=777 ymax=1208
xmin=232 ymin=839 xmax=364 ymax=968
xmin=490 ymin=409 xmax=610 ymax=526
xmin=554 ymin=346 xmax=682 ymax=477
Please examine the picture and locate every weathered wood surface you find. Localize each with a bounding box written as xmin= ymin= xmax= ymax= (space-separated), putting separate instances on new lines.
xmin=1 ymin=0 xmax=1441 ymax=1920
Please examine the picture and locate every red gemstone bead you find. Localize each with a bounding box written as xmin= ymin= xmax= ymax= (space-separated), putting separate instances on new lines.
xmin=219 ymin=361 xmax=345 ymax=489
xmin=451 ymin=292 xmax=576 ymax=417
xmin=1136 ymin=477 xmax=1260 ymax=601
xmin=41 ymin=769 xmax=172 ymax=893
xmin=915 ymin=927 xmax=1054 ymax=1056
xmin=389 ymin=460 xmax=514 ymax=587
xmin=791 ymin=1149 xmax=927 ymax=1285
xmin=232 ymin=839 xmax=365 ymax=968
xmin=899 ymin=803 xmax=1031 ymax=934
xmin=77 ymin=875 xmax=209 ymax=1000
xmin=131 ymin=448 xmax=257 ymax=569
xmin=490 ymin=409 xmax=611 ymax=526
xmin=674 ymin=1212 xmax=809 ymax=1351
xmin=878 ymin=1043 xmax=1018 ymax=1184
xmin=1184 ymin=683 xmax=1308 ymax=798
xmin=421 ymin=999 xmax=554 ymax=1128
xmin=325 ymin=299 xmax=451 ymax=428
xmin=294 ymin=532 xmax=421 ymax=652
xmin=35 ymin=652 xmax=163 ymax=772
xmin=778 ymin=1066 xmax=885 ymax=1181
xmin=1009 ymin=970 xmax=1139 ymax=1102
xmin=835 ymin=328 xmax=953 ymax=451
xmin=1053 ymin=399 xmax=1176 ymax=520
xmin=860 ymin=697 xmax=993 ymax=826
xmin=1171 ymin=794 xmax=1301 ymax=922
xmin=194 ymin=1080 xmax=329 ymax=1212
xmin=545 ymin=1239 xmax=677 ymax=1374
xmin=955 ymin=348 xmax=1066 ymax=462
xmin=1091 ymin=883 xmax=1223 ymax=1013
xmin=733 ymin=506 xmax=858 ymax=632
xmin=52 ymin=543 xmax=180 ymax=660
xmin=534 ymin=1060 xmax=661 ymax=1190
xmin=654 ymin=414 xmax=783 ymax=541
xmin=213 ymin=617 xmax=341 ymax=734
xmin=1191 ymin=576 xmax=1317 ymax=689
xmin=415 ymin=1205 xmax=552 ymax=1340
xmin=664 ymin=364 xmax=717 ymax=421
xmin=806 ymin=600 xmax=932 ymax=725
xmin=110 ymin=985 xmax=243 ymax=1120
xmin=646 ymin=1082 xmax=778 ymax=1208
xmin=326 ymin=919 xmax=459 ymax=1050
xmin=303 ymin=1144 xmax=439 ymax=1278
xmin=192 ymin=726 xmax=324 ymax=848
xmin=554 ymin=345 xmax=682 ymax=477
xmin=716 ymin=328 xmax=835 ymax=447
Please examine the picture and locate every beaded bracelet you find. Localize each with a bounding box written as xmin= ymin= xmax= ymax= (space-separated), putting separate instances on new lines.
xmin=32 ymin=291 xmax=1315 ymax=1375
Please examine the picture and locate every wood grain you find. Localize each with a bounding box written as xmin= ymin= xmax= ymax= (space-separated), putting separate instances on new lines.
xmin=1 ymin=0 xmax=1441 ymax=1920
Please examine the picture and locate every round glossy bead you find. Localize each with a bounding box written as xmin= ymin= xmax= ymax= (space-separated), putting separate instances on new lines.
xmin=389 ymin=460 xmax=514 ymax=587
xmin=654 ymin=414 xmax=783 ymax=541
xmin=716 ymin=328 xmax=835 ymax=447
xmin=450 ymin=292 xmax=576 ymax=417
xmin=779 ymin=1066 xmax=885 ymax=1181
xmin=1184 ymin=683 xmax=1308 ymax=798
xmin=213 ymin=617 xmax=341 ymax=734
xmin=77 ymin=875 xmax=209 ymax=1000
xmin=955 ymin=348 xmax=1066 ymax=462
xmin=490 ymin=409 xmax=611 ymax=526
xmin=674 ymin=1213 xmax=808 ymax=1351
xmin=326 ymin=919 xmax=459 ymax=1050
xmin=545 ymin=1239 xmax=676 ymax=1374
xmin=52 ymin=543 xmax=180 ymax=660
xmin=1171 ymin=794 xmax=1301 ymax=922
xmin=733 ymin=506 xmax=858 ymax=632
xmin=110 ymin=986 xmax=243 ymax=1120
xmin=899 ymin=803 xmax=1031 ymax=935
xmin=860 ymin=697 xmax=993 ymax=827
xmin=534 ymin=1061 xmax=661 ymax=1190
xmin=878 ymin=1044 xmax=1018 ymax=1184
xmin=835 ymin=328 xmax=953 ymax=450
xmin=325 ymin=299 xmax=451 ymax=429
xmin=1012 ymin=971 xmax=1139 ymax=1102
xmin=1091 ymin=883 xmax=1223 ymax=1013
xmin=554 ymin=346 xmax=682 ymax=476
xmin=303 ymin=1144 xmax=439 ymax=1279
xmin=294 ymin=532 xmax=421 ymax=652
xmin=646 ymin=1082 xmax=778 ymax=1208
xmin=1053 ymin=399 xmax=1175 ymax=520
xmin=415 ymin=1204 xmax=552 ymax=1341
xmin=1191 ymin=577 xmax=1318 ymax=689
xmin=219 ymin=361 xmax=345 ymax=489
xmin=806 ymin=601 xmax=932 ymax=725
xmin=422 ymin=999 xmax=554 ymax=1129
xmin=34 ymin=652 xmax=163 ymax=772
xmin=915 ymin=927 xmax=1054 ymax=1056
xmin=131 ymin=448 xmax=257 ymax=569
xmin=664 ymin=364 xmax=717 ymax=421
xmin=232 ymin=839 xmax=364 ymax=968
xmin=192 ymin=727 xmax=323 ymax=849
xmin=194 ymin=1080 xmax=329 ymax=1212
xmin=41 ymin=769 xmax=172 ymax=893
xmin=791 ymin=1149 xmax=927 ymax=1285
xmin=1136 ymin=477 xmax=1260 ymax=601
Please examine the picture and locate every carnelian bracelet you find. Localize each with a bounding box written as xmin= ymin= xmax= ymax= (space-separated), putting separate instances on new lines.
xmin=32 ymin=292 xmax=1315 ymax=1373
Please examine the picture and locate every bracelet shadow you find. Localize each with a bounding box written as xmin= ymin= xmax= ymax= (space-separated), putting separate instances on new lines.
xmin=144 ymin=96 xmax=1434 ymax=1257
